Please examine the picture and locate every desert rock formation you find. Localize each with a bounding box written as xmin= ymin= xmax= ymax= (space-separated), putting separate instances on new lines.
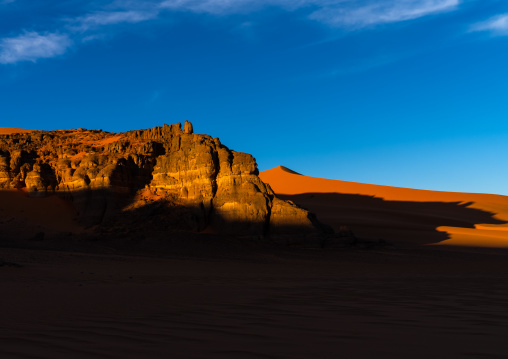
xmin=0 ymin=124 xmax=320 ymax=236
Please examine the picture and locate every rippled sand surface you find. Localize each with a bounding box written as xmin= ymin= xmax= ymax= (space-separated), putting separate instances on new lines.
xmin=2 ymin=246 xmax=507 ymax=358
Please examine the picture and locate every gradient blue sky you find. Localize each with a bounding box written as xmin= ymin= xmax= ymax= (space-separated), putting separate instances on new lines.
xmin=1 ymin=0 xmax=508 ymax=194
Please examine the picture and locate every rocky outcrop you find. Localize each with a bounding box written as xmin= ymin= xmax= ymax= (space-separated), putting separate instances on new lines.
xmin=0 ymin=122 xmax=322 ymax=236
xmin=0 ymin=152 xmax=10 ymax=188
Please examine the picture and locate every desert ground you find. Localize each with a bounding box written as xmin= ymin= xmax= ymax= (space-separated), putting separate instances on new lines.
xmin=1 ymin=128 xmax=508 ymax=358
xmin=1 ymin=244 xmax=508 ymax=358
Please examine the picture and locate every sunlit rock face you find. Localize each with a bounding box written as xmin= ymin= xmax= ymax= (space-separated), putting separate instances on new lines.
xmin=0 ymin=123 xmax=321 ymax=236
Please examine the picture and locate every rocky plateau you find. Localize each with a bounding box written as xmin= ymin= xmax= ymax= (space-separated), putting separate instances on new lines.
xmin=0 ymin=122 xmax=323 ymax=237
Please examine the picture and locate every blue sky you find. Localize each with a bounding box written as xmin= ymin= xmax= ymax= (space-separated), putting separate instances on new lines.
xmin=1 ymin=0 xmax=508 ymax=194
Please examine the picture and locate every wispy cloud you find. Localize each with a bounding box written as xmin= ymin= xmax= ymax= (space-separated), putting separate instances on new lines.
xmin=158 ymin=0 xmax=336 ymax=15
xmin=0 ymin=6 xmax=158 ymax=64
xmin=158 ymin=0 xmax=278 ymax=15
xmin=0 ymin=0 xmax=463 ymax=65
xmin=471 ymin=14 xmax=508 ymax=36
xmin=309 ymin=0 xmax=460 ymax=28
xmin=158 ymin=0 xmax=460 ymax=26
xmin=0 ymin=32 xmax=72 ymax=64
xmin=73 ymin=10 xmax=159 ymax=31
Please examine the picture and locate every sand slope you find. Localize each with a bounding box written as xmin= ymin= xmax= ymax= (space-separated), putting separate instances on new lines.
xmin=0 ymin=127 xmax=33 ymax=135
xmin=0 ymin=190 xmax=82 ymax=241
xmin=260 ymin=166 xmax=508 ymax=248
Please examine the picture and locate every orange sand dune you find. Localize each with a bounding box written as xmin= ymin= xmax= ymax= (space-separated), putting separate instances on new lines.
xmin=260 ymin=166 xmax=508 ymax=248
xmin=0 ymin=190 xmax=82 ymax=240
xmin=0 ymin=127 xmax=34 ymax=135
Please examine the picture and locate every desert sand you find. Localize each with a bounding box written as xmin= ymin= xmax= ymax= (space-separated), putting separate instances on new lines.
xmin=260 ymin=166 xmax=508 ymax=248
xmin=0 ymin=190 xmax=82 ymax=241
xmin=0 ymin=127 xmax=33 ymax=135
xmin=1 ymin=244 xmax=508 ymax=359
xmin=1 ymin=161 xmax=508 ymax=358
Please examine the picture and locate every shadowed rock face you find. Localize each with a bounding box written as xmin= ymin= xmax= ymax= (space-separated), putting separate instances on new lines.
xmin=0 ymin=123 xmax=321 ymax=236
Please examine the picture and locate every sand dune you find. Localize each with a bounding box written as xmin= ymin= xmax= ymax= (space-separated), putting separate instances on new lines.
xmin=0 ymin=127 xmax=33 ymax=135
xmin=260 ymin=166 xmax=508 ymax=248
xmin=0 ymin=190 xmax=82 ymax=241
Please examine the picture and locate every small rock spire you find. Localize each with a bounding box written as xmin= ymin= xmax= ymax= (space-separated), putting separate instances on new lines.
xmin=184 ymin=120 xmax=194 ymax=134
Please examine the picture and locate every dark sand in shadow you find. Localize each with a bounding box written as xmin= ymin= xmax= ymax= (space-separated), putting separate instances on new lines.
xmin=1 ymin=246 xmax=508 ymax=359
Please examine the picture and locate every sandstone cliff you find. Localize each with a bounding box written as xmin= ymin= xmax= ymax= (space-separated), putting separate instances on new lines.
xmin=0 ymin=123 xmax=322 ymax=236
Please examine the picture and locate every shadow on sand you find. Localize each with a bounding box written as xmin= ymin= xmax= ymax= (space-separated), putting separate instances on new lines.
xmin=0 ymin=187 xmax=321 ymax=251
xmin=2 ymin=188 xmax=507 ymax=251
xmin=277 ymin=192 xmax=508 ymax=246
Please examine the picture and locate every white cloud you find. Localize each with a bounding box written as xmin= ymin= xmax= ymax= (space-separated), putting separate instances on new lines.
xmin=158 ymin=0 xmax=460 ymax=26
xmin=158 ymin=0 xmax=322 ymax=15
xmin=309 ymin=0 xmax=460 ymax=28
xmin=0 ymin=32 xmax=72 ymax=64
xmin=0 ymin=0 xmax=463 ymax=66
xmin=471 ymin=14 xmax=508 ymax=35
xmin=73 ymin=10 xmax=159 ymax=31
xmin=159 ymin=0 xmax=263 ymax=15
